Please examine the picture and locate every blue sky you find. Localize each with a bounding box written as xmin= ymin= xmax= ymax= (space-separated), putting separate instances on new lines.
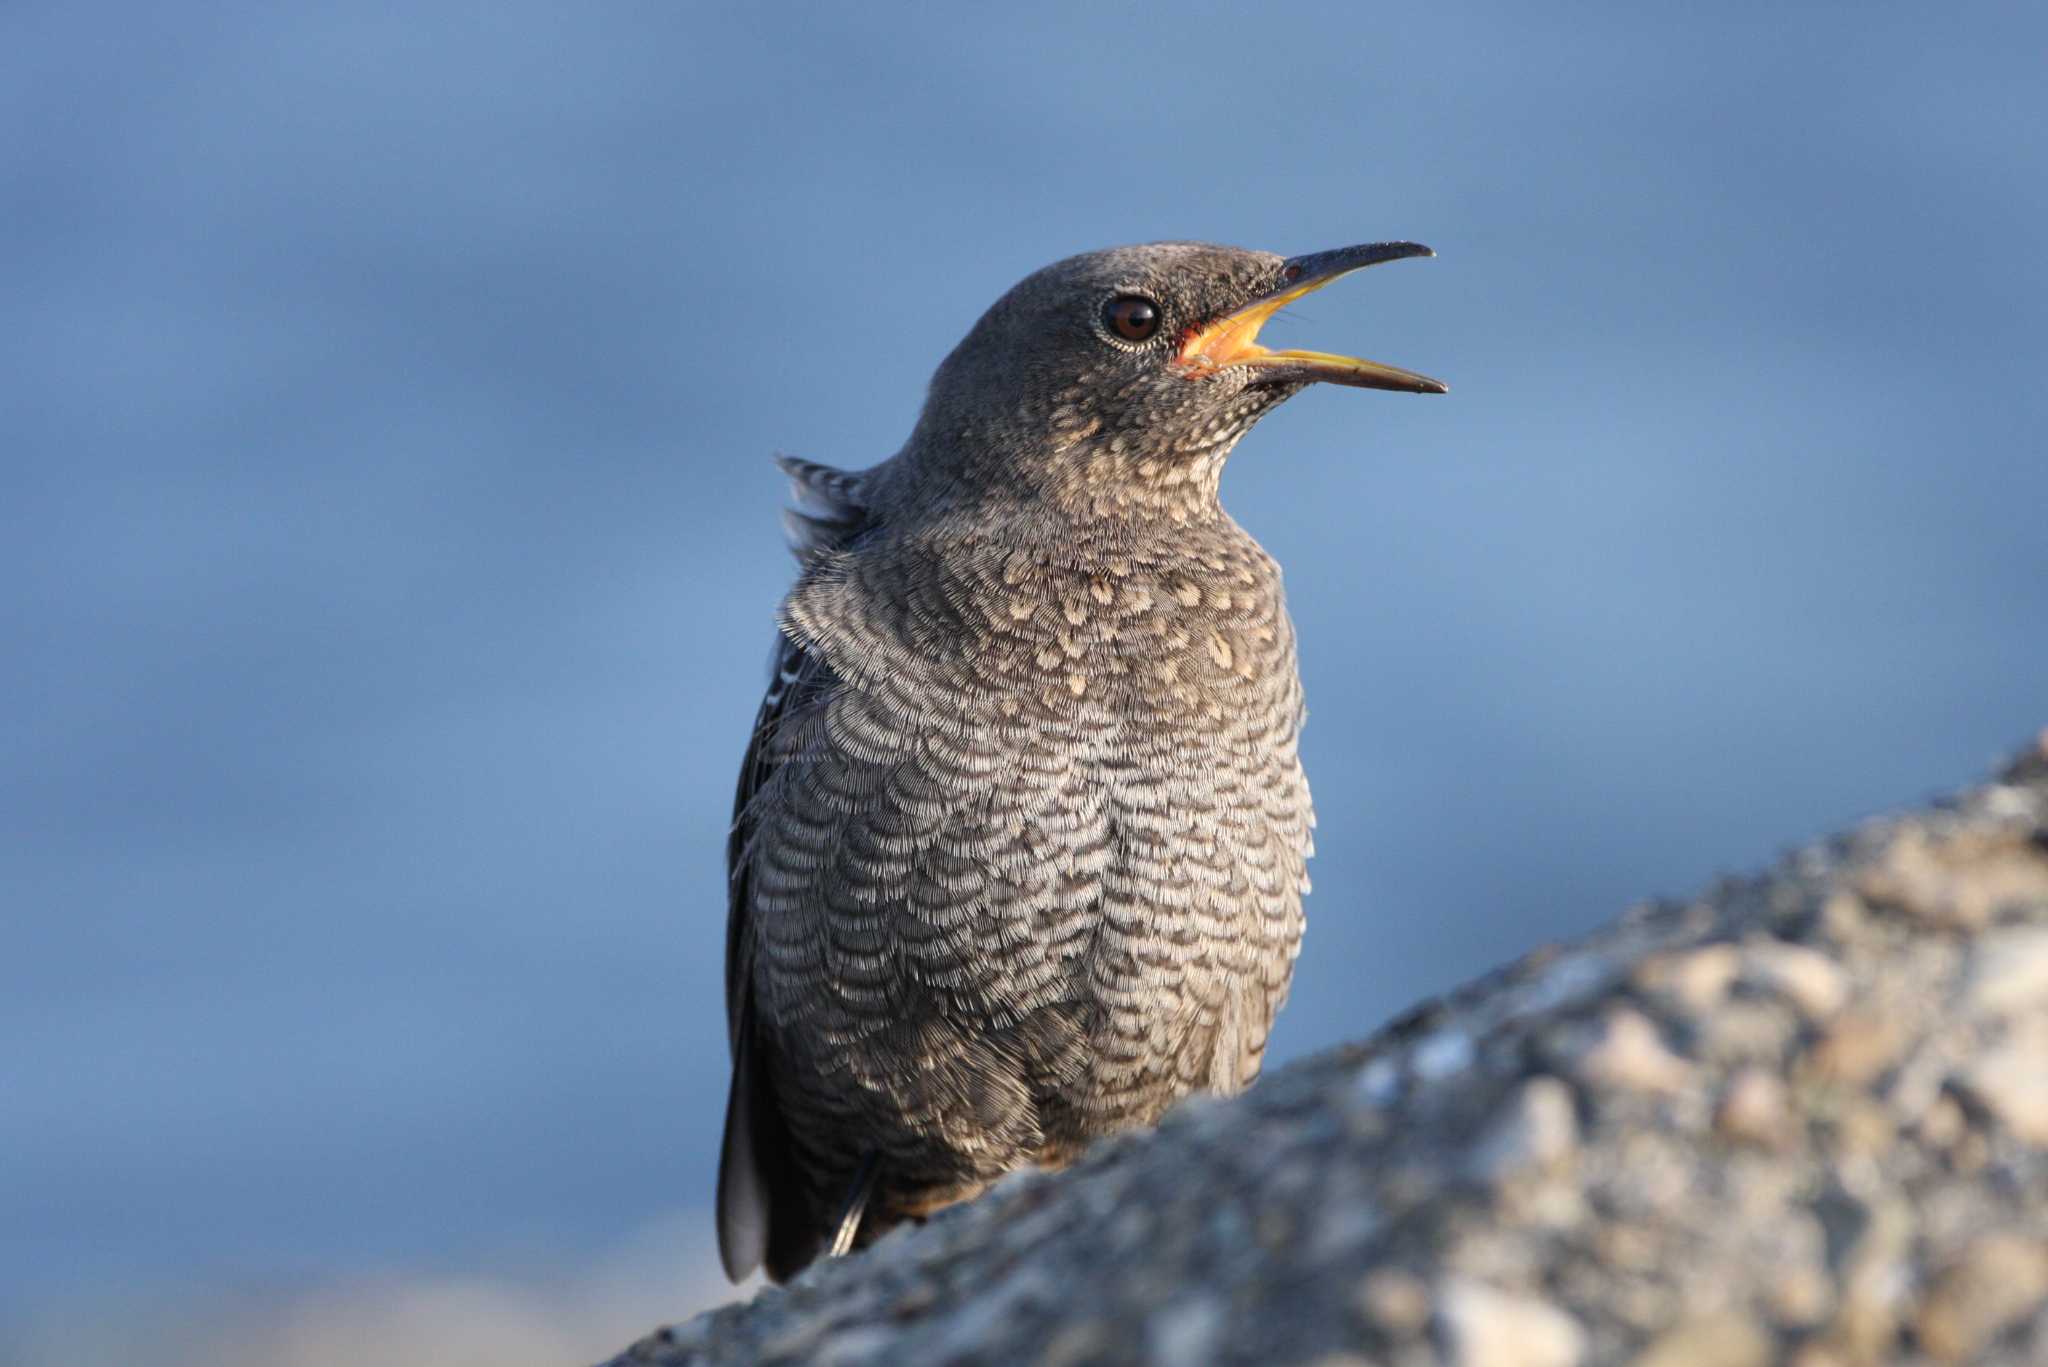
xmin=5 ymin=2 xmax=2045 ymax=1359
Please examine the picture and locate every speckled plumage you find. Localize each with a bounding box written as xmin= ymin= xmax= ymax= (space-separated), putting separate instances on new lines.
xmin=718 ymin=241 xmax=1441 ymax=1283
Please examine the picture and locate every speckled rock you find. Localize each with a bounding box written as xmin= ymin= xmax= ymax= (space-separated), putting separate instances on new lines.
xmin=604 ymin=735 xmax=2048 ymax=1367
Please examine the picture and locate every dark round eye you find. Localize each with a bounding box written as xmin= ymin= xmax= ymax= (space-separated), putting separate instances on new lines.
xmin=1103 ymin=295 xmax=1161 ymax=342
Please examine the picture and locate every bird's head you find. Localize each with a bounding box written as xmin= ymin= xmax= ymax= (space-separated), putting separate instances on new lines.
xmin=893 ymin=240 xmax=1445 ymax=525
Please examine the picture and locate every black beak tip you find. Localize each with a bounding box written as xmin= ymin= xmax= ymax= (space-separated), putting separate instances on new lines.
xmin=1376 ymin=240 xmax=1436 ymax=265
xmin=1282 ymin=240 xmax=1438 ymax=281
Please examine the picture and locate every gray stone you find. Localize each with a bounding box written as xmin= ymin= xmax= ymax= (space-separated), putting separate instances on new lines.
xmin=1436 ymin=1277 xmax=1583 ymax=1367
xmin=1143 ymin=1295 xmax=1224 ymax=1366
xmin=1567 ymin=1007 xmax=1693 ymax=1095
xmin=1965 ymin=927 xmax=2048 ymax=1017
xmin=1958 ymin=1036 xmax=2048 ymax=1144
xmin=1468 ymin=1076 xmax=1580 ymax=1185
xmin=1916 ymin=1234 xmax=2048 ymax=1363
xmin=602 ymin=744 xmax=2048 ymax=1367
xmin=1632 ymin=1312 xmax=1773 ymax=1367
xmin=1741 ymin=938 xmax=1848 ymax=1022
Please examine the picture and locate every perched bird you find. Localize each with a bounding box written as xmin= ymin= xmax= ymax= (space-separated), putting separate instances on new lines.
xmin=718 ymin=240 xmax=1445 ymax=1282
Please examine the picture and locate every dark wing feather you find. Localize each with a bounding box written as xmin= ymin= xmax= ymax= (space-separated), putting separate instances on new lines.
xmin=722 ymin=632 xmax=813 ymax=1049
xmin=716 ymin=458 xmax=869 ymax=1282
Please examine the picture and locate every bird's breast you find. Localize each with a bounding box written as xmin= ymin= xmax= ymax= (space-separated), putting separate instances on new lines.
xmin=785 ymin=524 xmax=1303 ymax=730
xmin=756 ymin=522 xmax=1315 ymax=1150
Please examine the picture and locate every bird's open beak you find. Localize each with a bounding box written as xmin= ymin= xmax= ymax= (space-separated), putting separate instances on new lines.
xmin=1176 ymin=241 xmax=1447 ymax=394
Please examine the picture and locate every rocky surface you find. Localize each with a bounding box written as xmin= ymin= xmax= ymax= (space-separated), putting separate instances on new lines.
xmin=607 ymin=736 xmax=2048 ymax=1366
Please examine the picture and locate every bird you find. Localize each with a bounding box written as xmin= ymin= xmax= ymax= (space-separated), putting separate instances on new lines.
xmin=717 ymin=239 xmax=1445 ymax=1283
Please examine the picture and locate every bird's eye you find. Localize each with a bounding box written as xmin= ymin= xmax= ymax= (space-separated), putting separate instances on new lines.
xmin=1103 ymin=295 xmax=1161 ymax=343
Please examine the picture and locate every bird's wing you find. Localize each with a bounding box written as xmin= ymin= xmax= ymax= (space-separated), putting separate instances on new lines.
xmin=722 ymin=630 xmax=824 ymax=1046
xmin=718 ymin=457 xmax=870 ymax=1282
xmin=724 ymin=454 xmax=870 ymax=1045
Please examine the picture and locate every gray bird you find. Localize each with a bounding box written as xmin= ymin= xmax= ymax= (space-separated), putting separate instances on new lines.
xmin=718 ymin=240 xmax=1444 ymax=1283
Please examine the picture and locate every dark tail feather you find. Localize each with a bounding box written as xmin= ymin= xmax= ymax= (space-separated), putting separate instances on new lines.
xmin=827 ymin=1152 xmax=881 ymax=1259
xmin=718 ymin=1018 xmax=824 ymax=1282
xmin=715 ymin=1028 xmax=771 ymax=1281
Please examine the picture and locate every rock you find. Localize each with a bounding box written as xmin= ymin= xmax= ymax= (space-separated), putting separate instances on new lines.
xmin=1816 ymin=1196 xmax=1915 ymax=1364
xmin=1964 ymin=927 xmax=2048 ymax=1017
xmin=1468 ymin=1076 xmax=1580 ymax=1185
xmin=1916 ymin=1234 xmax=2048 ymax=1363
xmin=1143 ymin=1295 xmax=1223 ymax=1366
xmin=1632 ymin=1312 xmax=1774 ymax=1367
xmin=1805 ymin=1011 xmax=1907 ymax=1086
xmin=1632 ymin=944 xmax=1740 ymax=1016
xmin=1355 ymin=1269 xmax=1432 ymax=1336
xmin=603 ymin=741 xmax=2048 ymax=1367
xmin=1856 ymin=827 xmax=2048 ymax=929
xmin=1411 ymin=1027 xmax=1477 ymax=1081
xmin=1741 ymin=939 xmax=1847 ymax=1022
xmin=1767 ymin=1265 xmax=1834 ymax=1330
xmin=1957 ymin=1036 xmax=2048 ymax=1144
xmin=1998 ymin=728 xmax=2048 ymax=783
xmin=1715 ymin=1067 xmax=1793 ymax=1149
xmin=1436 ymin=1277 xmax=1583 ymax=1367
xmin=809 ymin=1326 xmax=896 ymax=1366
xmin=1036 ymin=1320 xmax=1121 ymax=1367
xmin=1568 ymin=1007 xmax=1693 ymax=1095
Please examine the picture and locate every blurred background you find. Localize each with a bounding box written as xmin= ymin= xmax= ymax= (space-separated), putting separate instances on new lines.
xmin=4 ymin=3 xmax=2045 ymax=1363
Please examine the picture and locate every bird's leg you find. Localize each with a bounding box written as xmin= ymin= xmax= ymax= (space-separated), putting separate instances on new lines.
xmin=827 ymin=1152 xmax=881 ymax=1258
